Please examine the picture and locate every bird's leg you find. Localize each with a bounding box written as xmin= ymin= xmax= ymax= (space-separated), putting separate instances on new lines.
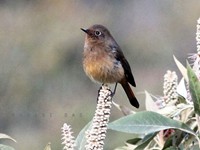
xmin=97 ymin=83 xmax=117 ymax=103
xmin=112 ymin=83 xmax=118 ymax=96
xmin=105 ymin=83 xmax=118 ymax=100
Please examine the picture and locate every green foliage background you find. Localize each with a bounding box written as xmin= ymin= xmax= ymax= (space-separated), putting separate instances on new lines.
xmin=0 ymin=0 xmax=200 ymax=149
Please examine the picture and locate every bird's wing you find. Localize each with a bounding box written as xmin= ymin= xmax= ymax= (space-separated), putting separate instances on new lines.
xmin=111 ymin=45 xmax=136 ymax=87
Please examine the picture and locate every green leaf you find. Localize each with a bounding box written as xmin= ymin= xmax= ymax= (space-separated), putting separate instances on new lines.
xmin=177 ymin=78 xmax=188 ymax=100
xmin=135 ymin=132 xmax=157 ymax=150
xmin=112 ymin=102 xmax=135 ymax=115
xmin=75 ymin=121 xmax=92 ymax=150
xmin=125 ymin=138 xmax=141 ymax=150
xmin=187 ymin=62 xmax=200 ymax=115
xmin=114 ymin=138 xmax=141 ymax=150
xmin=173 ymin=55 xmax=188 ymax=82
xmin=145 ymin=91 xmax=159 ymax=112
xmin=0 ymin=133 xmax=16 ymax=143
xmin=162 ymin=135 xmax=174 ymax=149
xmin=108 ymin=111 xmax=198 ymax=141
xmin=126 ymin=138 xmax=141 ymax=145
xmin=189 ymin=144 xmax=200 ymax=150
xmin=162 ymin=130 xmax=184 ymax=149
xmin=0 ymin=144 xmax=15 ymax=150
xmin=114 ymin=146 xmax=133 ymax=150
xmin=163 ymin=146 xmax=179 ymax=150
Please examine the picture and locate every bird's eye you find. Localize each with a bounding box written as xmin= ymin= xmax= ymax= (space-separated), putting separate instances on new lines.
xmin=94 ymin=30 xmax=101 ymax=36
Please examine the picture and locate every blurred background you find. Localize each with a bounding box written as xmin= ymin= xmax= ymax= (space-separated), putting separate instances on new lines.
xmin=0 ymin=0 xmax=200 ymax=149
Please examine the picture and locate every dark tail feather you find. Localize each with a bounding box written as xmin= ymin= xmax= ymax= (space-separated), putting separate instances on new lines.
xmin=120 ymin=80 xmax=139 ymax=108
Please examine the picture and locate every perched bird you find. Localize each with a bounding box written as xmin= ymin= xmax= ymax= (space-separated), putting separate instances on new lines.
xmin=81 ymin=24 xmax=139 ymax=108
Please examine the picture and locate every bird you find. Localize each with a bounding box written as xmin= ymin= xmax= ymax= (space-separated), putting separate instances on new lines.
xmin=81 ymin=24 xmax=139 ymax=108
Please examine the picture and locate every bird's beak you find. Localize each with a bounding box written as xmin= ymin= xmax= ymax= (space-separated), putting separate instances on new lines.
xmin=81 ymin=28 xmax=88 ymax=34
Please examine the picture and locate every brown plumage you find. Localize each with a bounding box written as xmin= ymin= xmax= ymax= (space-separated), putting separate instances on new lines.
xmin=81 ymin=24 xmax=139 ymax=108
